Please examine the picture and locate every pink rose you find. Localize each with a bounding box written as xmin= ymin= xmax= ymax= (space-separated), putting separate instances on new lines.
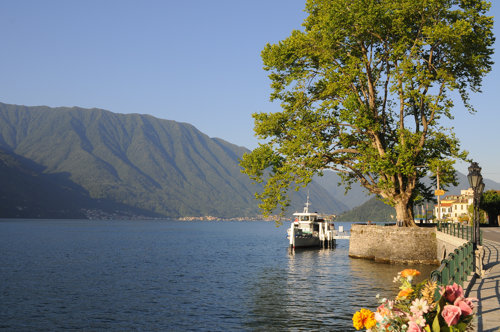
xmin=454 ymin=297 xmax=474 ymax=316
xmin=407 ymin=321 xmax=423 ymax=332
xmin=441 ymin=305 xmax=462 ymax=326
xmin=440 ymin=283 xmax=464 ymax=303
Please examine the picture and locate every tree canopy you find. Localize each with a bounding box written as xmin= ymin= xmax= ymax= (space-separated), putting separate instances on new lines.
xmin=480 ymin=190 xmax=500 ymax=226
xmin=241 ymin=0 xmax=494 ymax=225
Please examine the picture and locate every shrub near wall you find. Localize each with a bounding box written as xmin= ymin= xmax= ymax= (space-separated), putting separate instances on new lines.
xmin=348 ymin=225 xmax=439 ymax=265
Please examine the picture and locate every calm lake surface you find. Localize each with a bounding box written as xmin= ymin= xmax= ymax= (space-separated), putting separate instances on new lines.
xmin=0 ymin=220 xmax=435 ymax=331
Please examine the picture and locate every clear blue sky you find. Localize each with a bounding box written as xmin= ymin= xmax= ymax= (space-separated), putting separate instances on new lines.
xmin=1 ymin=0 xmax=500 ymax=183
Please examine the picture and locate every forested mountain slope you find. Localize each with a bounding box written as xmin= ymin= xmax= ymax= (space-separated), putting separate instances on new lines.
xmin=0 ymin=102 xmax=346 ymax=218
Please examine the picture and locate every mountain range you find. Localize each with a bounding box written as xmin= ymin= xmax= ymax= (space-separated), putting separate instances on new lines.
xmin=1 ymin=102 xmax=499 ymax=220
xmin=0 ymin=102 xmax=348 ymax=219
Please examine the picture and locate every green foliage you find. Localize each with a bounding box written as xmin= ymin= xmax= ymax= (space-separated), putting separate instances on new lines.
xmin=467 ymin=203 xmax=486 ymax=225
xmin=480 ymin=190 xmax=500 ymax=225
xmin=241 ymin=0 xmax=494 ymax=224
xmin=430 ymin=296 xmax=446 ymax=332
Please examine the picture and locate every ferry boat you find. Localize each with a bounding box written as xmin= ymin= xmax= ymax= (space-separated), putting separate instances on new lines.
xmin=287 ymin=196 xmax=337 ymax=248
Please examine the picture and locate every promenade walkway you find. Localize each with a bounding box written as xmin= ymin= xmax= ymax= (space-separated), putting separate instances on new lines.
xmin=468 ymin=238 xmax=500 ymax=332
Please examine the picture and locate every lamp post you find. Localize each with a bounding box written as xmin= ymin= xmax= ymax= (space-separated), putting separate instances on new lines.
xmin=468 ymin=162 xmax=485 ymax=277
xmin=467 ymin=162 xmax=483 ymax=250
xmin=476 ymin=179 xmax=485 ymax=244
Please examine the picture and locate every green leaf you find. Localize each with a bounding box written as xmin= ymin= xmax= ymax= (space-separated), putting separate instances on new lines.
xmin=432 ymin=296 xmax=447 ymax=332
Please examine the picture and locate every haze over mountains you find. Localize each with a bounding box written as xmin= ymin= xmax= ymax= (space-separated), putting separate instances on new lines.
xmin=0 ymin=102 xmax=348 ymax=219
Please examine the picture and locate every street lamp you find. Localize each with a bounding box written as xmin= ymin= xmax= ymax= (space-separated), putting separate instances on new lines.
xmin=467 ymin=162 xmax=483 ymax=250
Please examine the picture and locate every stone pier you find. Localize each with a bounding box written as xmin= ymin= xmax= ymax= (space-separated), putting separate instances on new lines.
xmin=348 ymin=224 xmax=440 ymax=265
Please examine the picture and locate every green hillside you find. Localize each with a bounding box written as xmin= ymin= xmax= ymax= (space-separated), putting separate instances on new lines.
xmin=0 ymin=102 xmax=346 ymax=219
xmin=336 ymin=197 xmax=395 ymax=222
xmin=0 ymin=149 xmax=161 ymax=219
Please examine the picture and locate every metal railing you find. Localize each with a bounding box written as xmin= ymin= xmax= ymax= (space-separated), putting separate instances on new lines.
xmin=430 ymin=224 xmax=481 ymax=298
xmin=430 ymin=241 xmax=474 ymax=289
xmin=436 ymin=222 xmax=482 ymax=245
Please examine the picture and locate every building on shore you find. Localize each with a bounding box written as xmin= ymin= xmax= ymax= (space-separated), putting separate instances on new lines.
xmin=433 ymin=188 xmax=474 ymax=223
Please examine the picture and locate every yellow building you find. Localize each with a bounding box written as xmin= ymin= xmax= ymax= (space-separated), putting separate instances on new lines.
xmin=434 ymin=189 xmax=474 ymax=223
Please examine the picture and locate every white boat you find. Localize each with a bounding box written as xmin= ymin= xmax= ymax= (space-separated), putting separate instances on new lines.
xmin=287 ymin=196 xmax=337 ymax=248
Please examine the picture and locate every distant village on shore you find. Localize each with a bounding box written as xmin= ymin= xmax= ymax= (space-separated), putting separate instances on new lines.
xmin=432 ymin=188 xmax=500 ymax=224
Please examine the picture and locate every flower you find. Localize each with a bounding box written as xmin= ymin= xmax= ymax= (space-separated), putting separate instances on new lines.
xmin=376 ymin=303 xmax=391 ymax=316
xmin=454 ymin=297 xmax=474 ymax=316
xmin=401 ymin=269 xmax=421 ymax=278
xmin=441 ymin=304 xmax=462 ymax=327
xmin=407 ymin=321 xmax=423 ymax=332
xmin=375 ymin=302 xmax=393 ymax=325
xmin=353 ymin=270 xmax=476 ymax=331
xmin=352 ymin=308 xmax=377 ymax=330
xmin=408 ymin=313 xmax=426 ymax=327
xmin=397 ymin=287 xmax=414 ymax=300
xmin=410 ymin=298 xmax=429 ymax=315
xmin=440 ymin=283 xmax=464 ymax=303
xmin=401 ymin=269 xmax=421 ymax=283
xmin=420 ymin=280 xmax=437 ymax=308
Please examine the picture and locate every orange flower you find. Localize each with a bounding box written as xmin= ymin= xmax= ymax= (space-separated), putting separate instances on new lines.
xmin=401 ymin=269 xmax=420 ymax=278
xmin=352 ymin=308 xmax=376 ymax=330
xmin=397 ymin=288 xmax=414 ymax=300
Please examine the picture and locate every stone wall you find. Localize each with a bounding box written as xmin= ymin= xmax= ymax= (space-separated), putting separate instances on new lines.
xmin=348 ymin=224 xmax=439 ymax=265
xmin=435 ymin=231 xmax=468 ymax=262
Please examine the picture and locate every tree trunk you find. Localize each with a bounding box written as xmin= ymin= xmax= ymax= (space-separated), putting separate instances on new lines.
xmin=394 ymin=199 xmax=416 ymax=227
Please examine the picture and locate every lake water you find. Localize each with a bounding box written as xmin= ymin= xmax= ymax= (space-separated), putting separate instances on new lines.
xmin=0 ymin=220 xmax=436 ymax=331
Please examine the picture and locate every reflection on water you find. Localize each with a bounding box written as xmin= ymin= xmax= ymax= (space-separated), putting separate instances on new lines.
xmin=347 ymin=256 xmax=436 ymax=317
xmin=246 ymin=247 xmax=346 ymax=331
xmin=245 ymin=241 xmax=437 ymax=331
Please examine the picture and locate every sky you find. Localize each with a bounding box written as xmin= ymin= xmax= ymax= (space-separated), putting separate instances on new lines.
xmin=1 ymin=0 xmax=500 ymax=183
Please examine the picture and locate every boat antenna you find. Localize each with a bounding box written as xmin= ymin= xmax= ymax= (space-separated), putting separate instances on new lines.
xmin=304 ymin=191 xmax=310 ymax=213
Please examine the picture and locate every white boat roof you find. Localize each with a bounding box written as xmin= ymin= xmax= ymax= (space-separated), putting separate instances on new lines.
xmin=293 ymin=212 xmax=320 ymax=217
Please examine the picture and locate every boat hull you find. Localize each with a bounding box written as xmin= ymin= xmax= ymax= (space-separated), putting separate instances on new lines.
xmin=291 ymin=236 xmax=321 ymax=248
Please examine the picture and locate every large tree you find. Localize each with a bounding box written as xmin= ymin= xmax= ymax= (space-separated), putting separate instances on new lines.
xmin=480 ymin=190 xmax=500 ymax=226
xmin=241 ymin=0 xmax=494 ymax=226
